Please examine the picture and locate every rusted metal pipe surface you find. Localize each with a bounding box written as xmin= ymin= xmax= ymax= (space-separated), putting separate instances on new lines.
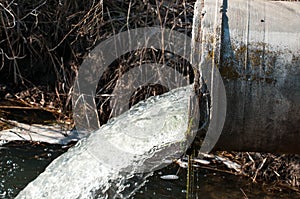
xmin=194 ymin=0 xmax=300 ymax=153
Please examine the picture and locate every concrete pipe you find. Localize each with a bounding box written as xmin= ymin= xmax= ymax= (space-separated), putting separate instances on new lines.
xmin=15 ymin=1 xmax=300 ymax=197
xmin=193 ymin=0 xmax=300 ymax=154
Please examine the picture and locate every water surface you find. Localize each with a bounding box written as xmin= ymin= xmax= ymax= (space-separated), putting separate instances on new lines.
xmin=1 ymin=143 xmax=299 ymax=198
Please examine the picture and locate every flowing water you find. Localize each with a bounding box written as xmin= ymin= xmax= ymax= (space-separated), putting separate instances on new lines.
xmin=1 ymin=143 xmax=299 ymax=199
xmin=1 ymin=85 xmax=299 ymax=198
xmin=14 ymin=85 xmax=198 ymax=198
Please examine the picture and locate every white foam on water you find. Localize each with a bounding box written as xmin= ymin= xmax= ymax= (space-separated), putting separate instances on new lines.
xmin=16 ymin=85 xmax=198 ymax=199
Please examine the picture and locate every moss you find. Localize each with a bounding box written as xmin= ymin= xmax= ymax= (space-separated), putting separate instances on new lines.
xmin=219 ymin=42 xmax=283 ymax=84
xmin=219 ymin=64 xmax=240 ymax=80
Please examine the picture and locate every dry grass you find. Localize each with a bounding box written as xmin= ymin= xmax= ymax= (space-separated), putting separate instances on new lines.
xmin=0 ymin=0 xmax=196 ymax=116
xmin=1 ymin=0 xmax=299 ymax=192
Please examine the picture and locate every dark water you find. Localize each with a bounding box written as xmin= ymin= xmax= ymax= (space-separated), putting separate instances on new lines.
xmin=0 ymin=143 xmax=299 ymax=199
xmin=0 ymin=142 xmax=66 ymax=198
xmin=133 ymin=165 xmax=299 ymax=199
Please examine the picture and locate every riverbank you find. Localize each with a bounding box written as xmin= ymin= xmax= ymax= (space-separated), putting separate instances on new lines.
xmin=1 ymin=0 xmax=299 ymax=196
xmin=0 ymin=95 xmax=299 ymax=194
xmin=1 ymin=71 xmax=299 ymax=194
xmin=1 ymin=142 xmax=298 ymax=198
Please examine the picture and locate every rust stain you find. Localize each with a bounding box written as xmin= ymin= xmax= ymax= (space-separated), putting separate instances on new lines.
xmin=219 ymin=42 xmax=288 ymax=84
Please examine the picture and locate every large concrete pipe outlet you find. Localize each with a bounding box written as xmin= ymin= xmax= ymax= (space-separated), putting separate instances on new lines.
xmin=193 ymin=0 xmax=300 ymax=153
